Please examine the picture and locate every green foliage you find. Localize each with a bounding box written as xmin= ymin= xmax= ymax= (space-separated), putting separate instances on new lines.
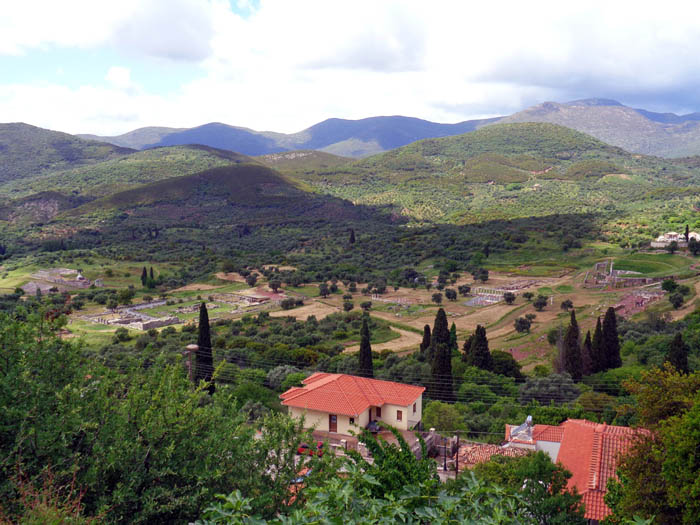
xmin=0 ymin=311 xmax=341 ymax=523
xmin=470 ymin=452 xmax=586 ymax=525
xmin=519 ymin=373 xmax=580 ymax=405
xmin=607 ymin=368 xmax=700 ymax=525
xmin=533 ymin=295 xmax=548 ymax=311
xmin=198 ymin=474 xmax=534 ymax=524
xmin=463 ymin=324 xmax=493 ymax=371
xmin=345 ymin=427 xmax=438 ymax=498
xmin=423 ymin=401 xmax=468 ymax=432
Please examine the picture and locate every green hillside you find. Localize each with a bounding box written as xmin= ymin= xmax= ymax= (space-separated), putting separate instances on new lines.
xmin=257 ymin=150 xmax=349 ymax=174
xmin=285 ymin=122 xmax=700 ymax=224
xmin=0 ymin=145 xmax=252 ymax=199
xmin=0 ymin=123 xmax=132 ymax=183
xmin=63 ymin=163 xmax=376 ymax=228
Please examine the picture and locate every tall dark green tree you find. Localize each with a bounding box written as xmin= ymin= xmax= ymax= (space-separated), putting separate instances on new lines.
xmin=449 ymin=322 xmax=458 ymax=353
xmin=358 ymin=315 xmax=374 ymax=378
xmin=591 ymin=317 xmax=605 ymax=373
xmin=581 ymin=330 xmax=593 ymax=376
xmin=461 ymin=335 xmax=474 ymax=362
xmin=196 ymin=302 xmax=215 ymax=394
xmin=141 ymin=266 xmax=148 ymax=287
xmin=428 ymin=308 xmax=449 ymax=362
xmin=562 ymin=310 xmax=583 ymax=382
xmin=428 ymin=309 xmax=454 ymax=401
xmin=602 ymin=307 xmax=622 ymax=370
xmin=464 ymin=325 xmax=493 ymax=371
xmin=149 ymin=266 xmax=155 ymax=281
xmin=349 ymin=228 xmax=356 ymax=244
xmin=430 ymin=342 xmax=454 ymax=402
xmin=419 ymin=324 xmax=431 ymax=355
xmin=666 ymin=333 xmax=689 ymax=374
xmin=685 ymin=224 xmax=690 ymax=242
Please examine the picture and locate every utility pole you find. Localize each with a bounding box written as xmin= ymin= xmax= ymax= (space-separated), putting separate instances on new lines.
xmin=185 ymin=344 xmax=198 ymax=383
xmin=443 ymin=435 xmax=447 ymax=471
xmin=455 ymin=431 xmax=459 ymax=474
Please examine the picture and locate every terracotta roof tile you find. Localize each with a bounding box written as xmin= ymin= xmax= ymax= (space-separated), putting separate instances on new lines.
xmin=280 ymin=373 xmax=425 ymax=417
xmin=504 ymin=418 xmax=643 ymax=521
xmin=454 ymin=443 xmax=529 ymax=471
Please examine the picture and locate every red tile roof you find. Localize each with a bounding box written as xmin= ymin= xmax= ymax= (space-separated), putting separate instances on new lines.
xmin=505 ymin=423 xmax=564 ymax=444
xmin=506 ymin=418 xmax=642 ymax=521
xmin=280 ymin=373 xmax=425 ymax=417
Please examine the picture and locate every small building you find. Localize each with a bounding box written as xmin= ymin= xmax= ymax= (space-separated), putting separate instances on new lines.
xmin=651 ymin=231 xmax=700 ymax=248
xmin=504 ymin=417 xmax=643 ymax=524
xmin=280 ymin=373 xmax=424 ymax=435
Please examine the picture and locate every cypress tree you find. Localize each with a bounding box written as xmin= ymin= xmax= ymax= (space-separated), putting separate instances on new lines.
xmin=430 ymin=342 xmax=454 ymax=402
xmin=358 ymin=315 xmax=374 ymax=378
xmin=419 ymin=324 xmax=431 ymax=354
xmin=196 ymin=302 xmax=215 ymax=394
xmin=150 ymin=266 xmax=154 ymax=281
xmin=591 ymin=317 xmax=605 ymax=373
xmin=685 ymin=224 xmax=690 ymax=242
xmin=666 ymin=333 xmax=689 ymax=374
xmin=349 ymin=228 xmax=356 ymax=244
xmin=581 ymin=330 xmax=593 ymax=376
xmin=449 ymin=322 xmax=458 ymax=353
xmin=141 ymin=267 xmax=148 ymax=287
xmin=429 ymin=308 xmax=449 ymax=362
xmin=465 ymin=325 xmax=493 ymax=371
xmin=602 ymin=307 xmax=622 ymax=369
xmin=563 ymin=310 xmax=583 ymax=381
xmin=428 ymin=309 xmax=454 ymax=401
xmin=461 ymin=335 xmax=474 ymax=362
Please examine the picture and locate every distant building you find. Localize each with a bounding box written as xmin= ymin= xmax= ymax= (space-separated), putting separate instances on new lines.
xmin=505 ymin=417 xmax=644 ymax=524
xmin=651 ymin=231 xmax=700 ymax=248
xmin=280 ymin=373 xmax=424 ymax=435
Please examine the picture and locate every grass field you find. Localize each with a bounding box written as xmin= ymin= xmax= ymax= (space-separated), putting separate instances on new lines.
xmin=613 ymin=253 xmax=694 ymax=277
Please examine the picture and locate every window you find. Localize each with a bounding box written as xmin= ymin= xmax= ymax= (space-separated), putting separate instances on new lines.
xmin=397 ymin=410 xmax=402 ymax=422
xmin=376 ymin=407 xmax=382 ymax=418
xmin=413 ymin=403 xmax=417 ymax=414
xmin=350 ymin=417 xmax=355 ymax=425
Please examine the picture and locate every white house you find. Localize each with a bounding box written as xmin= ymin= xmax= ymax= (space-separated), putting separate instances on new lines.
xmin=280 ymin=373 xmax=424 ymax=435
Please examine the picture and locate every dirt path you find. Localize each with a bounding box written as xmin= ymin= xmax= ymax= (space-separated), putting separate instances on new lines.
xmin=668 ymin=280 xmax=700 ymax=321
xmin=344 ymin=327 xmax=422 ymax=354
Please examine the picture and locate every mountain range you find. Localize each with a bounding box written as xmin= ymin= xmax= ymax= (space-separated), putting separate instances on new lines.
xmin=78 ymin=98 xmax=700 ymax=159
xmin=80 ymin=116 xmax=499 ymax=158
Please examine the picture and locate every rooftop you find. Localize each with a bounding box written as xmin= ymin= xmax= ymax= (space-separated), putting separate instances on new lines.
xmin=505 ymin=418 xmax=643 ymax=522
xmin=280 ymin=373 xmax=425 ymax=417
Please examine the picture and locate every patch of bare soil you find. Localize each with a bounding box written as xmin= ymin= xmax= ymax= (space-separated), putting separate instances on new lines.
xmin=344 ymin=327 xmax=423 ymax=354
xmin=172 ymin=283 xmax=221 ymax=292
xmin=215 ymin=272 xmax=247 ymax=283
xmin=270 ymin=301 xmax=339 ymax=321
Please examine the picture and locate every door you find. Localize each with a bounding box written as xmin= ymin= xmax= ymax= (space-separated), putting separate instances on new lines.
xmin=329 ymin=414 xmax=337 ymax=432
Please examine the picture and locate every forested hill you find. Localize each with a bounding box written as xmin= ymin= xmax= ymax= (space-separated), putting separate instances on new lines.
xmin=0 ymin=122 xmax=133 ymax=183
xmin=280 ymin=122 xmax=700 ymax=224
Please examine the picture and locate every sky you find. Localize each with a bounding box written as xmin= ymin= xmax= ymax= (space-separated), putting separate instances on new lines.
xmin=2 ymin=0 xmax=700 ymax=136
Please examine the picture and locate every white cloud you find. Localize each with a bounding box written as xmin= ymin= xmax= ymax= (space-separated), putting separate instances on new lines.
xmin=3 ymin=0 xmax=700 ymax=134
xmin=105 ymin=66 xmax=133 ymax=90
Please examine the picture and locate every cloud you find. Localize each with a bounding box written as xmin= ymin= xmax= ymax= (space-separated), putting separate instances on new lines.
xmin=3 ymin=0 xmax=700 ymax=134
xmin=105 ymin=67 xmax=133 ymax=90
xmin=0 ymin=0 xmax=218 ymax=62
xmin=112 ymin=0 xmax=217 ymax=61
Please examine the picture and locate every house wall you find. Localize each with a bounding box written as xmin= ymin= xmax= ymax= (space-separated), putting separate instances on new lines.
xmin=287 ymin=406 xmax=370 ymax=435
xmin=535 ymin=440 xmax=562 ymax=461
